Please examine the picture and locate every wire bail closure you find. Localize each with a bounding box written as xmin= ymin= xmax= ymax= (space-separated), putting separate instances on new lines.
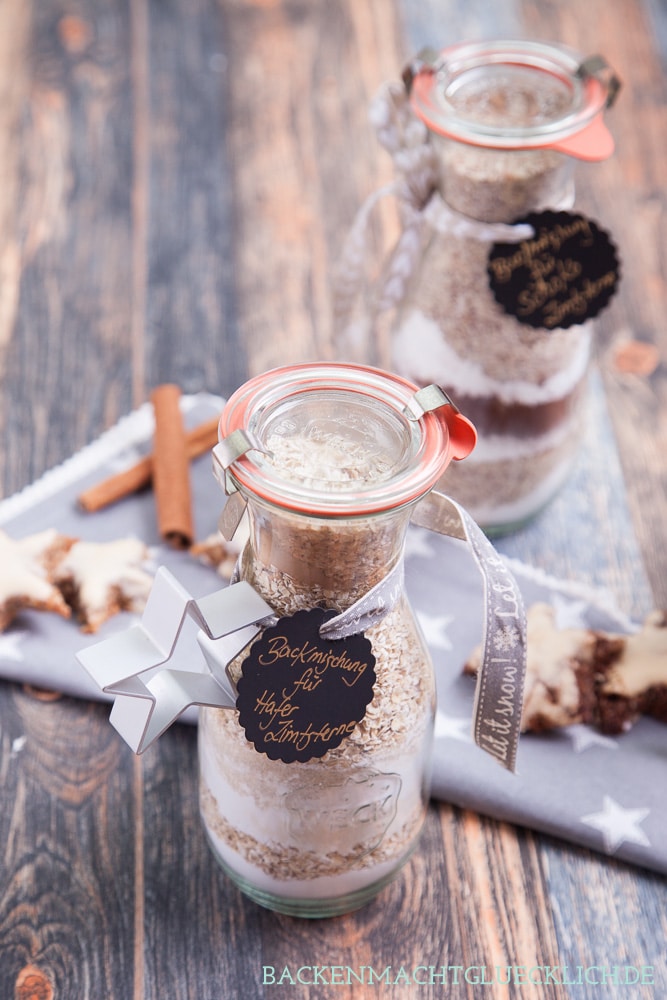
xmin=403 ymin=48 xmax=622 ymax=110
xmin=576 ymin=54 xmax=622 ymax=109
xmin=212 ymin=428 xmax=267 ymax=496
xmin=401 ymin=41 xmax=621 ymax=163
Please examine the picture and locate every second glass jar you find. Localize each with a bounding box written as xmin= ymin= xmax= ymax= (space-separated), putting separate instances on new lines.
xmin=392 ymin=40 xmax=619 ymax=534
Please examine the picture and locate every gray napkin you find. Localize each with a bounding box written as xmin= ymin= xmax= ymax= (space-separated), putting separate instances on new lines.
xmin=406 ymin=531 xmax=664 ymax=874
xmin=0 ymin=394 xmax=664 ymax=874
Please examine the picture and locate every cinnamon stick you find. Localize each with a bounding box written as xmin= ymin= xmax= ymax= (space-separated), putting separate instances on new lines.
xmin=150 ymin=384 xmax=195 ymax=548
xmin=78 ymin=415 xmax=219 ymax=513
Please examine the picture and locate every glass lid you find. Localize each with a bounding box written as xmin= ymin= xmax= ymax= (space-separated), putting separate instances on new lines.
xmin=217 ymin=364 xmax=475 ymax=516
xmin=407 ymin=40 xmax=619 ymax=157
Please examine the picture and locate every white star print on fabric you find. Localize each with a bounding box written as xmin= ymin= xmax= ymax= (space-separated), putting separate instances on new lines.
xmin=404 ymin=527 xmax=435 ymax=562
xmin=0 ymin=631 xmax=27 ymax=662
xmin=416 ymin=611 xmax=454 ymax=650
xmin=581 ymin=795 xmax=651 ymax=853
xmin=434 ymin=710 xmax=473 ymax=743
xmin=568 ymin=724 xmax=619 ymax=753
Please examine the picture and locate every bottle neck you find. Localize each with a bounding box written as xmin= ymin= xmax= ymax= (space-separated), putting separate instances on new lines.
xmin=238 ymin=496 xmax=412 ymax=617
xmin=434 ymin=136 xmax=575 ymax=223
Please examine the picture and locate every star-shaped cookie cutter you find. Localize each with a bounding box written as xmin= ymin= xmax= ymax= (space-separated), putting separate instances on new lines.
xmin=76 ymin=566 xmax=275 ymax=753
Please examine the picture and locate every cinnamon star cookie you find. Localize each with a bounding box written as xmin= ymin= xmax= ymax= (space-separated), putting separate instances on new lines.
xmin=0 ymin=528 xmax=74 ymax=630
xmin=190 ymin=519 xmax=248 ymax=581
xmin=464 ymin=603 xmax=667 ymax=736
xmin=597 ymin=610 xmax=667 ymax=733
xmin=54 ymin=537 xmax=153 ymax=633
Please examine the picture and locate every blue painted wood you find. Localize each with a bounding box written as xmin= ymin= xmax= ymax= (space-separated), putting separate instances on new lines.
xmin=399 ymin=0 xmax=523 ymax=53
xmin=643 ymin=0 xmax=667 ymax=65
xmin=143 ymin=0 xmax=247 ymax=400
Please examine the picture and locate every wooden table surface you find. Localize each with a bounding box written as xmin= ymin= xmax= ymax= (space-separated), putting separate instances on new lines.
xmin=1 ymin=1 xmax=666 ymax=997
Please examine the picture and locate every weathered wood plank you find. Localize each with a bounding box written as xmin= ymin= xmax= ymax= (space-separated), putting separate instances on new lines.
xmin=0 ymin=1 xmax=30 ymax=382
xmin=139 ymin=724 xmax=268 ymax=1000
xmin=0 ymin=0 xmax=136 ymax=496
xmin=516 ymin=0 xmax=667 ymax=609
xmin=255 ymin=810 xmax=452 ymax=1000
xmin=0 ymin=689 xmax=137 ymax=1000
xmin=222 ymin=0 xmax=405 ymax=375
xmin=542 ymin=841 xmax=667 ymax=997
xmin=142 ymin=0 xmax=247 ymax=401
xmin=0 ymin=3 xmax=141 ymax=997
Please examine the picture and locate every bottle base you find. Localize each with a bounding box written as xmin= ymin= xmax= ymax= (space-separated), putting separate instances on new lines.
xmin=205 ymin=831 xmax=414 ymax=918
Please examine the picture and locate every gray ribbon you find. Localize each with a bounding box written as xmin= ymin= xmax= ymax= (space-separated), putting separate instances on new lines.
xmin=316 ymin=489 xmax=527 ymax=770
xmin=412 ymin=491 xmax=527 ymax=771
xmin=321 ymin=491 xmax=527 ymax=770
xmin=319 ymin=560 xmax=404 ymax=640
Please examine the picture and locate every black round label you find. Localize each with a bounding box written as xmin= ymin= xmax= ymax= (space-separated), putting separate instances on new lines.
xmin=236 ymin=608 xmax=376 ymax=763
xmin=487 ymin=210 xmax=620 ymax=330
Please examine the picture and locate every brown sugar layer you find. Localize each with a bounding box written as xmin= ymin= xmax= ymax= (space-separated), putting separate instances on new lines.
xmin=443 ymin=376 xmax=587 ymax=438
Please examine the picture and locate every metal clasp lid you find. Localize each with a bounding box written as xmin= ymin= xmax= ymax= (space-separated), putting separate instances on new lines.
xmin=402 ymin=46 xmax=440 ymax=94
xmin=403 ymin=46 xmax=622 ymax=109
xmin=212 ymin=428 xmax=272 ymax=541
xmin=577 ymin=54 xmax=622 ymax=109
xmin=402 ymin=40 xmax=621 ymax=162
xmin=212 ymin=427 xmax=267 ymax=495
xmin=404 ymin=384 xmax=477 ymax=461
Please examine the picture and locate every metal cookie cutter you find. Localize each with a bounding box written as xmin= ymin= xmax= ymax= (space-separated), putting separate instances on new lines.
xmin=76 ymin=567 xmax=275 ymax=753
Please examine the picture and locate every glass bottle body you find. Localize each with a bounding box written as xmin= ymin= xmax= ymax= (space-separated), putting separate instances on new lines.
xmin=198 ymin=497 xmax=436 ymax=917
xmin=393 ymin=140 xmax=591 ymax=534
xmin=388 ymin=40 xmax=619 ymax=534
